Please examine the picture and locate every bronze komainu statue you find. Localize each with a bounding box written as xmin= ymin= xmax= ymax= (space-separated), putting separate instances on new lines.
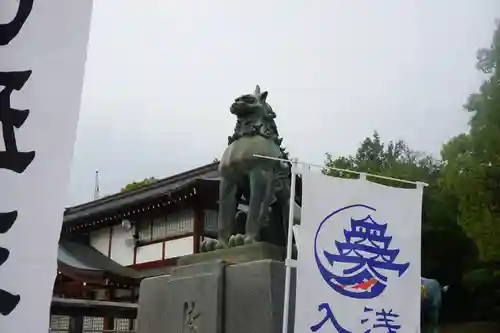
xmin=201 ymin=85 xmax=292 ymax=251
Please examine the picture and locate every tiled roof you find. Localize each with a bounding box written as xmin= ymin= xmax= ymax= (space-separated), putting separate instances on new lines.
xmin=63 ymin=162 xmax=219 ymax=224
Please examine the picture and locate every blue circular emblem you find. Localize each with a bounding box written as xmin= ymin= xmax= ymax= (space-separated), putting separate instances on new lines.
xmin=314 ymin=204 xmax=409 ymax=300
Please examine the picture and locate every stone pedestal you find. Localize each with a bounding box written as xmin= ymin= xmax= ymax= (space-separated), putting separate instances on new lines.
xmin=137 ymin=261 xmax=225 ymax=333
xmin=225 ymin=260 xmax=296 ymax=333
xmin=137 ymin=245 xmax=296 ymax=333
xmin=177 ymin=242 xmax=285 ymax=266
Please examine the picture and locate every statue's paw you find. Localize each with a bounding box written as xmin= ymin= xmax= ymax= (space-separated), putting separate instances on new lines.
xmin=213 ymin=237 xmax=228 ymax=250
xmin=228 ymin=235 xmax=237 ymax=247
xmin=215 ymin=240 xmax=225 ymax=250
xmin=234 ymin=234 xmax=246 ymax=246
xmin=201 ymin=239 xmax=217 ymax=252
xmin=243 ymin=235 xmax=257 ymax=245
xmin=200 ymin=240 xmax=208 ymax=252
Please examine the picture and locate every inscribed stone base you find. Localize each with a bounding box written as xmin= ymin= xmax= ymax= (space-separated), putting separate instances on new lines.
xmin=136 ymin=261 xmax=225 ymax=333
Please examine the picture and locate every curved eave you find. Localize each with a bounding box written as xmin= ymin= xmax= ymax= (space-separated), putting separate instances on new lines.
xmin=58 ymin=262 xmax=137 ymax=285
xmin=58 ymin=240 xmax=140 ymax=284
xmin=57 ymin=261 xmax=106 ymax=283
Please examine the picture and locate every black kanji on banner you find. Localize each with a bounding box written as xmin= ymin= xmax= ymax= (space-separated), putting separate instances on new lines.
xmin=0 ymin=211 xmax=21 ymax=316
xmin=0 ymin=0 xmax=34 ymax=45
xmin=0 ymin=0 xmax=35 ymax=317
xmin=0 ymin=71 xmax=35 ymax=173
xmin=0 ymin=211 xmax=18 ymax=235
xmin=0 ymin=244 xmax=19 ymax=316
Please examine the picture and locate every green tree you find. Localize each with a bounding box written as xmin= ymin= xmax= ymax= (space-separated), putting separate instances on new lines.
xmin=441 ymin=21 xmax=500 ymax=261
xmin=323 ymin=131 xmax=440 ymax=186
xmin=121 ymin=177 xmax=158 ymax=192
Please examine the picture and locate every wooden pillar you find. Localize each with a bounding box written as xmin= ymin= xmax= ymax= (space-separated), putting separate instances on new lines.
xmin=103 ymin=289 xmax=115 ymax=332
xmin=68 ymin=316 xmax=83 ymax=333
xmin=129 ymin=317 xmax=135 ymax=332
xmin=104 ymin=317 xmax=114 ymax=332
xmin=107 ymin=227 xmax=113 ymax=258
xmin=193 ymin=197 xmax=204 ymax=254
xmin=193 ymin=185 xmax=205 ymax=253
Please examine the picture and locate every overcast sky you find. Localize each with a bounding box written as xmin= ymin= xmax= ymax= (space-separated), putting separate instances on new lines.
xmin=68 ymin=0 xmax=499 ymax=206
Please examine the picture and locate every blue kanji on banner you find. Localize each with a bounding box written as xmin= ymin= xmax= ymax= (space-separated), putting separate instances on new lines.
xmin=314 ymin=204 xmax=409 ymax=299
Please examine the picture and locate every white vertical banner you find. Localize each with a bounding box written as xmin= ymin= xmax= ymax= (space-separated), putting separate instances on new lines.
xmin=0 ymin=1 xmax=93 ymax=332
xmin=294 ymin=169 xmax=423 ymax=333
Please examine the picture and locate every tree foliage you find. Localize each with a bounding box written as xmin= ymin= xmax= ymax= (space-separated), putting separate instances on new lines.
xmin=120 ymin=177 xmax=158 ymax=193
xmin=324 ymin=132 xmax=440 ymax=185
xmin=441 ymin=21 xmax=500 ymax=262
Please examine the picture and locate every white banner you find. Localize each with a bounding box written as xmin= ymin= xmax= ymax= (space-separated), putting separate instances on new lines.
xmin=294 ymin=170 xmax=423 ymax=333
xmin=0 ymin=1 xmax=93 ymax=332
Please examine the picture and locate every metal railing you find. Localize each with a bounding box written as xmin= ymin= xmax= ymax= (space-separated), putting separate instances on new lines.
xmin=49 ymin=314 xmax=136 ymax=333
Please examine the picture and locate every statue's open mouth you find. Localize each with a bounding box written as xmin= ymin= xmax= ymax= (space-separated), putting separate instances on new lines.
xmin=232 ymin=100 xmax=247 ymax=107
xmin=230 ymin=102 xmax=253 ymax=115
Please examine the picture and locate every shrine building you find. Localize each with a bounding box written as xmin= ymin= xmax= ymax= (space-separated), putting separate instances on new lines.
xmin=51 ymin=161 xmax=220 ymax=332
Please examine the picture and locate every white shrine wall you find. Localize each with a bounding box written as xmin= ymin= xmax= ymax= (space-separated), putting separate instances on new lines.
xmin=88 ymin=208 xmax=197 ymax=267
xmin=90 ymin=228 xmax=110 ymax=256
xmin=164 ymin=236 xmax=193 ymax=259
xmin=134 ymin=242 xmax=162 ymax=264
xmin=110 ymin=224 xmax=134 ymax=266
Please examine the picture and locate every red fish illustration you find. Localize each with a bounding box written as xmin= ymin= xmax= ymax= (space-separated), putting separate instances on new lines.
xmin=338 ymin=278 xmax=378 ymax=290
xmin=352 ymin=278 xmax=377 ymax=290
